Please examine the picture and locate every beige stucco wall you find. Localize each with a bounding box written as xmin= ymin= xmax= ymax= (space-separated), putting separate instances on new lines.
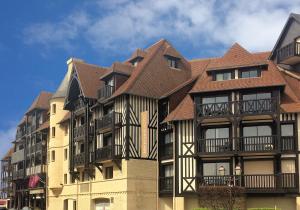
xmin=158 ymin=197 xmax=173 ymax=210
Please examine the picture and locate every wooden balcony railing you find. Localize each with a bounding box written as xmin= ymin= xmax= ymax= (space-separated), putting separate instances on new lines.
xmin=281 ymin=136 xmax=296 ymax=151
xmin=237 ymin=98 xmax=277 ymax=115
xmin=196 ymin=98 xmax=278 ymax=118
xmin=74 ymin=125 xmax=85 ymax=140
xmin=277 ymin=41 xmax=300 ymax=64
xmin=98 ymin=85 xmax=115 ymax=100
xmin=239 ymin=135 xmax=277 ymax=152
xmin=197 ymin=101 xmax=233 ymax=118
xmin=12 ymin=170 xmax=25 ymax=180
xmin=197 ymin=138 xmax=233 ymax=153
xmin=159 ymin=176 xmax=173 ymax=193
xmin=197 ymin=173 xmax=298 ymax=193
xmin=94 ymin=145 xmax=122 ymax=162
xmin=96 ymin=112 xmax=122 ymax=133
xmin=74 ymin=99 xmax=85 ymax=111
xmin=74 ymin=153 xmax=85 ymax=167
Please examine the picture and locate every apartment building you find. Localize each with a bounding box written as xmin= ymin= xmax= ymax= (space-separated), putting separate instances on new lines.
xmin=10 ymin=92 xmax=51 ymax=209
xmin=0 ymin=148 xmax=13 ymax=208
xmin=158 ymin=13 xmax=300 ymax=210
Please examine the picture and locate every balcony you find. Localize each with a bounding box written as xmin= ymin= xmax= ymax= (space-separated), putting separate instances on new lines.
xmin=277 ymin=41 xmax=300 ymax=65
xmin=239 ymin=135 xmax=277 ymax=153
xmin=74 ymin=125 xmax=85 ymax=141
xmin=98 ymin=85 xmax=115 ymax=101
xmin=281 ymin=136 xmax=296 ymax=151
xmin=197 ymin=173 xmax=298 ymax=193
xmin=74 ymin=153 xmax=85 ymax=167
xmin=196 ymin=98 xmax=278 ymax=119
xmin=26 ymin=165 xmax=46 ymax=176
xmin=11 ymin=149 xmax=25 ymax=164
xmin=12 ymin=169 xmax=25 ymax=180
xmin=197 ymin=138 xmax=233 ymax=155
xmin=94 ymin=145 xmax=122 ymax=162
xmin=96 ymin=112 xmax=122 ymax=133
xmin=74 ymin=99 xmax=85 ymax=112
xmin=159 ymin=177 xmax=173 ymax=194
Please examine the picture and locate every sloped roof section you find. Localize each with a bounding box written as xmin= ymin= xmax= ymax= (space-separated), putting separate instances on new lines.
xmin=207 ymin=43 xmax=267 ymax=71
xmin=52 ymin=67 xmax=72 ymax=99
xmin=164 ymin=95 xmax=194 ymax=122
xmin=2 ymin=147 xmax=14 ymax=161
xmin=100 ymin=62 xmax=134 ymax=79
xmin=113 ymin=39 xmax=191 ymax=99
xmin=26 ymin=91 xmax=52 ymax=114
xmin=73 ymin=61 xmax=109 ymax=99
xmin=58 ymin=112 xmax=71 ymax=124
xmin=128 ymin=48 xmax=147 ymax=62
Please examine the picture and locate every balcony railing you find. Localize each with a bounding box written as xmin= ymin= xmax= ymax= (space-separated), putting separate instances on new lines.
xmin=98 ymin=85 xmax=115 ymax=100
xmin=197 ymin=138 xmax=233 ymax=153
xmin=197 ymin=102 xmax=233 ymax=118
xmin=159 ymin=177 xmax=173 ymax=193
xmin=196 ymin=98 xmax=278 ymax=118
xmin=74 ymin=153 xmax=85 ymax=167
xmin=197 ymin=173 xmax=297 ymax=193
xmin=94 ymin=145 xmax=122 ymax=162
xmin=74 ymin=99 xmax=85 ymax=111
xmin=160 ymin=142 xmax=173 ymax=159
xmin=74 ymin=125 xmax=85 ymax=140
xmin=12 ymin=170 xmax=25 ymax=180
xmin=281 ymin=136 xmax=296 ymax=151
xmin=96 ymin=112 xmax=122 ymax=133
xmin=277 ymin=41 xmax=300 ymax=64
xmin=239 ymin=135 xmax=277 ymax=152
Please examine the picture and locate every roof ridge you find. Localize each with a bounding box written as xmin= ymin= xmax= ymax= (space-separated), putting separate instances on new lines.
xmin=74 ymin=60 xmax=109 ymax=70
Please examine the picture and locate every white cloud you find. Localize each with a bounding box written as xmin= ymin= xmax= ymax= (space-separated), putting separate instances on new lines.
xmin=23 ymin=0 xmax=300 ymax=55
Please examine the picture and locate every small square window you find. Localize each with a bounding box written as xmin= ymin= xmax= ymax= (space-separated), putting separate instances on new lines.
xmin=215 ymin=72 xmax=232 ymax=81
xmin=167 ymin=57 xmax=178 ymax=68
xmin=105 ymin=166 xmax=113 ymax=179
xmin=240 ymin=69 xmax=260 ymax=78
xmin=64 ymin=149 xmax=68 ymax=160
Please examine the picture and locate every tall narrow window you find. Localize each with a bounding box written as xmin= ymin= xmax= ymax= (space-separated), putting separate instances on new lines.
xmin=105 ymin=166 xmax=113 ymax=179
xmin=52 ymin=104 xmax=56 ymax=114
xmin=64 ymin=148 xmax=68 ymax=160
xmin=51 ymin=150 xmax=55 ymax=162
xmin=64 ymin=174 xmax=68 ymax=184
xmin=52 ymin=127 xmax=56 ymax=138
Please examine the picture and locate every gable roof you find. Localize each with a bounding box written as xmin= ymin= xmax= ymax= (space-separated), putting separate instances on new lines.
xmin=128 ymin=48 xmax=147 ymax=62
xmin=100 ymin=62 xmax=134 ymax=79
xmin=206 ymin=43 xmax=267 ymax=71
xmin=26 ymin=91 xmax=52 ymax=114
xmin=270 ymin=13 xmax=300 ymax=59
xmin=52 ymin=66 xmax=72 ymax=99
xmin=112 ymin=39 xmax=191 ymax=99
xmin=73 ymin=61 xmax=109 ymax=99
xmin=2 ymin=147 xmax=14 ymax=161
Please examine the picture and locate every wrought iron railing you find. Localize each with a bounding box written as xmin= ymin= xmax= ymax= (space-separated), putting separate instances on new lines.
xmin=277 ymin=41 xmax=300 ymax=63
xmin=94 ymin=145 xmax=122 ymax=162
xmin=96 ymin=112 xmax=122 ymax=132
xmin=98 ymin=85 xmax=115 ymax=100
xmin=239 ymin=135 xmax=277 ymax=152
xmin=197 ymin=138 xmax=232 ymax=153
xmin=159 ymin=176 xmax=173 ymax=193
xmin=74 ymin=153 xmax=85 ymax=167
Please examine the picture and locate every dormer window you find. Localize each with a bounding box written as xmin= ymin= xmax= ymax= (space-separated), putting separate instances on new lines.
xmin=239 ymin=68 xmax=260 ymax=78
xmin=214 ymin=71 xmax=233 ymax=81
xmin=167 ymin=57 xmax=178 ymax=68
xmin=130 ymin=57 xmax=143 ymax=67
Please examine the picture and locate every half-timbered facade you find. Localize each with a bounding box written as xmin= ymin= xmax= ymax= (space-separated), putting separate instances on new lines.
xmin=9 ymin=92 xmax=51 ymax=210
xmin=159 ymin=13 xmax=300 ymax=210
xmin=0 ymin=148 xmax=13 ymax=208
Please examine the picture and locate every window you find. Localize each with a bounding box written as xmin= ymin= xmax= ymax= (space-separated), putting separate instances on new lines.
xmin=51 ymin=150 xmax=55 ymax=161
xmin=240 ymin=69 xmax=260 ymax=78
xmin=203 ymin=162 xmax=230 ymax=176
xmin=202 ymin=96 xmax=228 ymax=104
xmin=205 ymin=127 xmax=229 ymax=139
xmin=103 ymin=133 xmax=112 ymax=147
xmin=167 ymin=57 xmax=178 ymax=68
xmin=162 ymin=132 xmax=173 ymax=157
xmin=64 ymin=174 xmax=68 ymax=184
xmin=64 ymin=149 xmax=68 ymax=160
xmin=281 ymin=159 xmax=296 ymax=173
xmin=243 ymin=125 xmax=272 ymax=137
xmin=80 ymin=144 xmax=84 ymax=153
xmin=242 ymin=92 xmax=271 ymax=101
xmin=52 ymin=104 xmax=56 ymax=114
xmin=64 ymin=124 xmax=68 ymax=136
xmin=281 ymin=124 xmax=294 ymax=136
xmin=105 ymin=166 xmax=113 ymax=179
xmin=215 ymin=71 xmax=232 ymax=81
xmin=52 ymin=127 xmax=56 ymax=138
xmin=161 ymin=101 xmax=169 ymax=120
xmin=163 ymin=164 xmax=173 ymax=177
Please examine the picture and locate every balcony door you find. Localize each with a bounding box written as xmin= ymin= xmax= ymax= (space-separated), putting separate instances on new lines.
xmin=242 ymin=125 xmax=273 ymax=152
xmin=202 ymin=162 xmax=230 ymax=185
xmin=203 ymin=127 xmax=230 ymax=152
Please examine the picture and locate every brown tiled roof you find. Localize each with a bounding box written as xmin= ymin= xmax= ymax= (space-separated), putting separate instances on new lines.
xmin=73 ymin=61 xmax=109 ymax=99
xmin=190 ymin=60 xmax=286 ymax=94
xmin=58 ymin=112 xmax=71 ymax=124
xmin=100 ymin=62 xmax=134 ymax=79
xmin=128 ymin=48 xmax=147 ymax=62
xmin=164 ymin=95 xmax=194 ymax=122
xmin=2 ymin=148 xmax=14 ymax=161
xmin=206 ymin=43 xmax=267 ymax=71
xmin=26 ymin=91 xmax=53 ymax=114
xmin=112 ymin=39 xmax=191 ymax=99
xmin=190 ymin=58 xmax=213 ymax=77
xmin=18 ymin=116 xmax=26 ymax=126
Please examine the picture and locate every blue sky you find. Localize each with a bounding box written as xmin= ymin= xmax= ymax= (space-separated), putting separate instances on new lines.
xmin=0 ymin=0 xmax=299 ymax=159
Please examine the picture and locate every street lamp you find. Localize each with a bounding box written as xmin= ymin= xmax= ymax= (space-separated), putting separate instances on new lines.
xmin=218 ymin=165 xmax=225 ymax=176
xmin=235 ymin=164 xmax=242 ymax=176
